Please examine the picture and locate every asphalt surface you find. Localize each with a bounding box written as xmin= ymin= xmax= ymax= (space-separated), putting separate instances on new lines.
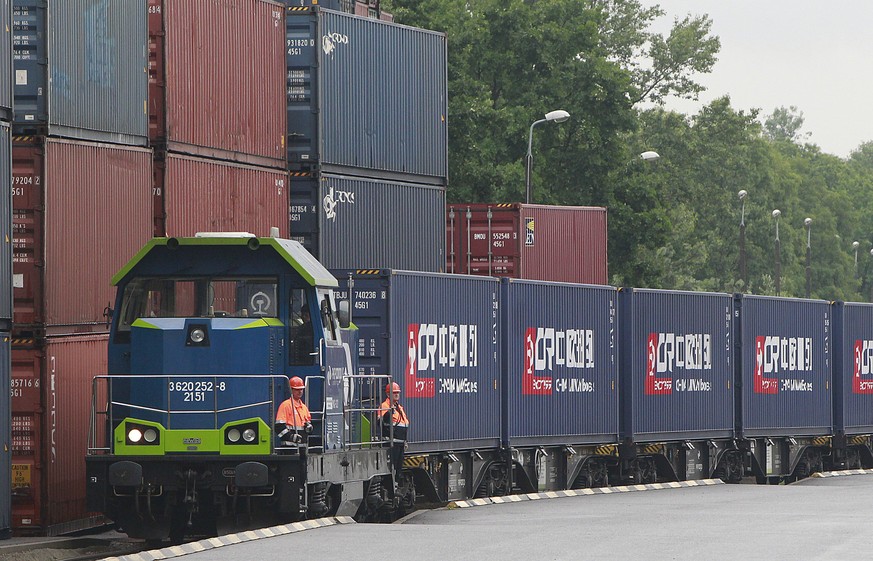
xmin=60 ymin=473 xmax=873 ymax=560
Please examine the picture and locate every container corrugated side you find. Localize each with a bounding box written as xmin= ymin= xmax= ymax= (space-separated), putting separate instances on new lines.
xmin=12 ymin=335 xmax=108 ymax=535
xmin=12 ymin=137 xmax=153 ymax=330
xmin=0 ymin=333 xmax=10 ymax=539
xmin=332 ymin=270 xmax=501 ymax=453
xmin=1 ymin=0 xmax=11 ymax=121
xmin=150 ymin=0 xmax=286 ymax=167
xmin=13 ymin=0 xmax=148 ymax=145
xmin=619 ymin=288 xmax=734 ymax=442
xmin=446 ymin=203 xmax=608 ymax=284
xmin=0 ymin=123 xmax=10 ymax=330
xmin=503 ymin=279 xmax=618 ymax=446
xmin=158 ymin=152 xmax=289 ymax=238
xmin=739 ymin=295 xmax=832 ymax=437
xmin=833 ymin=302 xmax=873 ymax=435
xmin=287 ymin=9 xmax=447 ymax=183
xmin=291 ymin=172 xmax=444 ymax=270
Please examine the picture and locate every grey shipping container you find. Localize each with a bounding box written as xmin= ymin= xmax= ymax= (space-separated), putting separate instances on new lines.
xmin=0 ymin=333 xmax=9 ymax=539
xmin=1 ymin=0 xmax=11 ymax=121
xmin=833 ymin=302 xmax=873 ymax=435
xmin=0 ymin=122 xmax=9 ymax=331
xmin=287 ymin=8 xmax=447 ymax=184
xmin=502 ymin=279 xmax=619 ymax=447
xmin=619 ymin=288 xmax=734 ymax=442
xmin=291 ymin=172 xmax=445 ymax=271
xmin=738 ymin=295 xmax=832 ymax=437
xmin=332 ymin=270 xmax=501 ymax=453
xmin=12 ymin=0 xmax=148 ymax=145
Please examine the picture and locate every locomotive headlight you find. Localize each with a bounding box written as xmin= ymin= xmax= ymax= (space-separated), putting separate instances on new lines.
xmin=190 ymin=328 xmax=206 ymax=344
xmin=243 ymin=428 xmax=257 ymax=443
xmin=128 ymin=428 xmax=143 ymax=443
xmin=143 ymin=428 xmax=158 ymax=443
xmin=227 ymin=428 xmax=241 ymax=443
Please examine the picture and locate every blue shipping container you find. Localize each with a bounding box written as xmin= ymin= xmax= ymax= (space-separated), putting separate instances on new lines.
xmin=333 ymin=270 xmax=500 ymax=453
xmin=12 ymin=0 xmax=148 ymax=145
xmin=0 ymin=122 xmax=9 ymax=331
xmin=0 ymin=332 xmax=10 ymax=539
xmin=290 ymin=172 xmax=445 ymax=271
xmin=738 ymin=295 xmax=832 ymax=437
xmin=1 ymin=0 xmax=11 ymax=120
xmin=502 ymin=279 xmax=619 ymax=447
xmin=832 ymin=302 xmax=873 ymax=435
xmin=286 ymin=8 xmax=447 ymax=184
xmin=619 ymin=289 xmax=734 ymax=442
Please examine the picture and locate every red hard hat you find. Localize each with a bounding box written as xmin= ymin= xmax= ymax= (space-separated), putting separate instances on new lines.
xmin=290 ymin=376 xmax=305 ymax=390
xmin=386 ymin=382 xmax=401 ymax=394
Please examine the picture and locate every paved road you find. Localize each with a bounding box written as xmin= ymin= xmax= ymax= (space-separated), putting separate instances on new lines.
xmin=106 ymin=474 xmax=873 ymax=561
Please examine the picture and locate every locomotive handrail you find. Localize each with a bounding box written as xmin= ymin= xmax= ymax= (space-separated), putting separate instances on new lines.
xmin=87 ymin=374 xmax=289 ymax=455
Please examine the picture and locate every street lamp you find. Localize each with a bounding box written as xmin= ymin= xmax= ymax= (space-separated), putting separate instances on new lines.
xmin=854 ymin=241 xmax=861 ymax=277
xmin=639 ymin=151 xmax=660 ymax=162
xmin=525 ymin=109 xmax=570 ymax=204
xmin=738 ymin=190 xmax=748 ymax=289
xmin=772 ymin=209 xmax=781 ymax=296
xmin=804 ymin=217 xmax=812 ymax=298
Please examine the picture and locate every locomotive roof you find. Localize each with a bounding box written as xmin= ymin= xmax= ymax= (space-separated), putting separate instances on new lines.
xmin=111 ymin=236 xmax=339 ymax=288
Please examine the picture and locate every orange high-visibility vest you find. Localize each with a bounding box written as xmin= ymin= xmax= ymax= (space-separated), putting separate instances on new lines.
xmin=276 ymin=396 xmax=312 ymax=428
xmin=379 ymin=398 xmax=409 ymax=427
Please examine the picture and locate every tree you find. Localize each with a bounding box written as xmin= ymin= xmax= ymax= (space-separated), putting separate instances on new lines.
xmin=763 ymin=106 xmax=810 ymax=143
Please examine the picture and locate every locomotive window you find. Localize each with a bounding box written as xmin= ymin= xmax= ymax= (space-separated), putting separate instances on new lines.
xmin=117 ymin=277 xmax=278 ymax=331
xmin=316 ymin=288 xmax=340 ymax=346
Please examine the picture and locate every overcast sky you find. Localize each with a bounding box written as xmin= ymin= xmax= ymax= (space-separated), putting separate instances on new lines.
xmin=640 ymin=0 xmax=873 ymax=158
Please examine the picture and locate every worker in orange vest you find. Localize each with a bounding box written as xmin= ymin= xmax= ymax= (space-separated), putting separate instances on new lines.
xmin=379 ymin=382 xmax=409 ymax=473
xmin=276 ymin=376 xmax=312 ymax=445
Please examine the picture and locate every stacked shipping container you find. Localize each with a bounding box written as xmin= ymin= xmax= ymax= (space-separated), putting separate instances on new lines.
xmin=1 ymin=0 xmax=12 ymax=539
xmin=447 ymin=203 xmax=609 ymax=284
xmin=148 ymin=0 xmax=289 ymax=238
xmin=287 ymin=7 xmax=448 ymax=269
xmin=10 ymin=0 xmax=153 ymax=536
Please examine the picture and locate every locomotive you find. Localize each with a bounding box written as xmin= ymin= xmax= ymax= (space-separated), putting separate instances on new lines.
xmin=86 ymin=233 xmax=873 ymax=542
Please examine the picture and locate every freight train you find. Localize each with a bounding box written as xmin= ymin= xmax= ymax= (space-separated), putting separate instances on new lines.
xmin=86 ymin=233 xmax=873 ymax=542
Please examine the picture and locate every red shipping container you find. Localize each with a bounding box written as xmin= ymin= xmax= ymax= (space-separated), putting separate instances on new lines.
xmin=446 ymin=203 xmax=608 ymax=284
xmin=12 ymin=138 xmax=154 ymax=332
xmin=11 ymin=335 xmax=109 ymax=536
xmin=156 ymin=152 xmax=290 ymax=238
xmin=148 ymin=0 xmax=286 ymax=168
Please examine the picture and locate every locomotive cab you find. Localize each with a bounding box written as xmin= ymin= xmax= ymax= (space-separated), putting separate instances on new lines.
xmin=85 ymin=233 xmax=391 ymax=541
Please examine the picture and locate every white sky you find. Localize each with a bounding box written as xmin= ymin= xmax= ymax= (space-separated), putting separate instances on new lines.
xmin=641 ymin=0 xmax=873 ymax=158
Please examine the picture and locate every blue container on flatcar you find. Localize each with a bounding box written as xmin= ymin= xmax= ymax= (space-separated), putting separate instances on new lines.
xmin=618 ymin=288 xmax=734 ymax=442
xmin=1 ymin=0 xmax=11 ymax=121
xmin=332 ymin=269 xmax=501 ymax=453
xmin=737 ymin=295 xmax=832 ymax=437
xmin=501 ymin=279 xmax=619 ymax=447
xmin=832 ymin=302 xmax=873 ymax=435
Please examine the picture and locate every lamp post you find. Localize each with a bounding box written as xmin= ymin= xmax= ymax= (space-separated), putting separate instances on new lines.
xmin=854 ymin=241 xmax=860 ymax=276
xmin=738 ymin=190 xmax=748 ymax=289
xmin=772 ymin=209 xmax=781 ymax=296
xmin=526 ymin=109 xmax=570 ymax=204
xmin=804 ymin=218 xmax=812 ymax=298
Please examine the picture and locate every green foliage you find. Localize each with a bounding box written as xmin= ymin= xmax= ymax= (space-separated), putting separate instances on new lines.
xmin=381 ymin=0 xmax=873 ymax=302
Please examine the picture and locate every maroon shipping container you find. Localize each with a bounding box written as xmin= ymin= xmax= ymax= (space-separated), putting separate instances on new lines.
xmin=12 ymin=138 xmax=154 ymax=332
xmin=148 ymin=0 xmax=286 ymax=167
xmin=11 ymin=335 xmax=109 ymax=536
xmin=446 ymin=203 xmax=608 ymax=284
xmin=156 ymin=152 xmax=290 ymax=238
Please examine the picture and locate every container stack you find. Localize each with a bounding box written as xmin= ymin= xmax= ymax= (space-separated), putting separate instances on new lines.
xmin=148 ymin=0 xmax=289 ymax=238
xmin=1 ymin=0 xmax=13 ymax=541
xmin=10 ymin=0 xmax=153 ymax=536
xmin=287 ymin=5 xmax=448 ymax=271
xmin=446 ymin=203 xmax=609 ymax=284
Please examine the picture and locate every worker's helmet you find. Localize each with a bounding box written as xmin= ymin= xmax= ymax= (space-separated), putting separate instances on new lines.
xmin=290 ymin=376 xmax=306 ymax=390
xmin=386 ymin=382 xmax=401 ymax=394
